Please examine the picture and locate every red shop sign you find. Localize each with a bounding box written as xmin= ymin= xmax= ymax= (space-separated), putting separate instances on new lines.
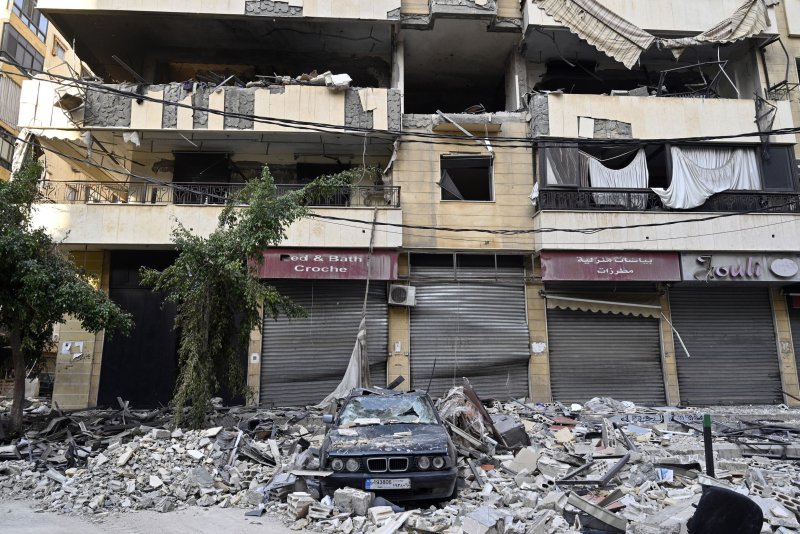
xmin=541 ymin=251 xmax=681 ymax=282
xmin=254 ymin=248 xmax=399 ymax=280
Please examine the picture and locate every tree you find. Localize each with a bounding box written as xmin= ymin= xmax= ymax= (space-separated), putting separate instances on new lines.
xmin=0 ymin=160 xmax=133 ymax=435
xmin=142 ymin=166 xmax=365 ymax=428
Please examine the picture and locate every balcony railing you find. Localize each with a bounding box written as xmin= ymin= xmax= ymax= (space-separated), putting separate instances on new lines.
xmin=535 ymin=188 xmax=800 ymax=214
xmin=37 ymin=182 xmax=401 ymax=208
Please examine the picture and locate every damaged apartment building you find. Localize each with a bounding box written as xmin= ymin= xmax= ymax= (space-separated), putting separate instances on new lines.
xmin=12 ymin=0 xmax=800 ymax=410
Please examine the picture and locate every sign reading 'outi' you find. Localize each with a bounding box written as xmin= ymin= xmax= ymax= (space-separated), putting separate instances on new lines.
xmin=255 ymin=248 xmax=399 ymax=280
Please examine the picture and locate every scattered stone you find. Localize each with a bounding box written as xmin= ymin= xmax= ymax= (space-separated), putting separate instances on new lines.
xmin=149 ymin=475 xmax=163 ymax=489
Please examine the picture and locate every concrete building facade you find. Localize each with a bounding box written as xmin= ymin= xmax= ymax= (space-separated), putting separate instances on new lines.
xmin=14 ymin=0 xmax=800 ymax=408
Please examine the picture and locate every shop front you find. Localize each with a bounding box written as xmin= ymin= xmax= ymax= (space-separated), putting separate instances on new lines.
xmin=539 ymin=251 xmax=682 ymax=405
xmin=668 ymin=253 xmax=797 ymax=405
xmin=255 ymin=248 xmax=398 ymax=406
xmin=408 ymin=253 xmax=531 ymax=400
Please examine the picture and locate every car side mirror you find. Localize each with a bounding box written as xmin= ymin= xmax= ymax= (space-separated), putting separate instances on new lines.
xmin=322 ymin=414 xmax=334 ymax=424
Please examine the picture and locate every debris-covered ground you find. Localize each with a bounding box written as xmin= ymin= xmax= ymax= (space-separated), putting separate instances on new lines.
xmin=3 ymin=391 xmax=800 ymax=533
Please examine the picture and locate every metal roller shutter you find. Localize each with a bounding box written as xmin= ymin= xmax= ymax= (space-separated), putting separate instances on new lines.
xmin=547 ymin=308 xmax=665 ymax=405
xmin=410 ymin=266 xmax=530 ymax=400
xmin=260 ymin=280 xmax=388 ymax=406
xmin=790 ymin=300 xmax=800 ymax=381
xmin=669 ymin=287 xmax=781 ymax=405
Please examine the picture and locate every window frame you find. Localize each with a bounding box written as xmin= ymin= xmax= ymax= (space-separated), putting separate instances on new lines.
xmin=1 ymin=23 xmax=45 ymax=72
xmin=12 ymin=0 xmax=48 ymax=42
xmin=439 ymin=153 xmax=495 ymax=202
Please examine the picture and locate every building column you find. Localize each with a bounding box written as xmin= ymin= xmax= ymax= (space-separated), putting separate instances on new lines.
xmin=526 ymin=277 xmax=551 ymax=403
xmin=247 ymin=304 xmax=263 ymax=405
xmin=387 ymin=254 xmax=410 ymax=391
xmin=659 ymin=287 xmax=681 ymax=406
xmin=771 ymin=288 xmax=800 ymax=406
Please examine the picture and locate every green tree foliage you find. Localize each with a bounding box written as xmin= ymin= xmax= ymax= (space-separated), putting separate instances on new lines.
xmin=0 ymin=160 xmax=133 ymax=435
xmin=141 ymin=166 xmax=368 ymax=428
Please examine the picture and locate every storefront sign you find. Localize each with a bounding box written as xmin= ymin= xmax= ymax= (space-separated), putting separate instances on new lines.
xmin=681 ymin=253 xmax=800 ymax=283
xmin=540 ymin=251 xmax=681 ymax=281
xmin=255 ymin=248 xmax=399 ymax=280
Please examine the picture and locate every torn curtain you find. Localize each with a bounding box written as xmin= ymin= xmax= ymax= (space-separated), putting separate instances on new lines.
xmin=652 ymin=146 xmax=761 ymax=209
xmin=588 ymin=149 xmax=650 ymax=208
xmin=544 ymin=145 xmax=589 ymax=187
xmin=532 ymin=0 xmax=655 ymax=69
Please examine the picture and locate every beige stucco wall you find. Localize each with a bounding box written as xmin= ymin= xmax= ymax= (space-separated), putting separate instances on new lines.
xmin=534 ymin=211 xmax=800 ymax=252
xmin=763 ymin=1 xmax=800 ymax=158
xmin=37 ymin=0 xmax=401 ymax=20
xmin=546 ymin=94 xmax=796 ymax=144
xmin=523 ymin=0 xmax=778 ymax=34
xmin=393 ymin=121 xmax=535 ymax=251
xmin=32 ymin=204 xmax=403 ymax=249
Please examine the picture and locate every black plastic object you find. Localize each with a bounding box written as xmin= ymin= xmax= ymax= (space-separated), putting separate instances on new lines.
xmin=687 ymin=485 xmax=763 ymax=534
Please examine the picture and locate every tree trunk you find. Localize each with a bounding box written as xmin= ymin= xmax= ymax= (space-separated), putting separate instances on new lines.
xmin=9 ymin=327 xmax=25 ymax=436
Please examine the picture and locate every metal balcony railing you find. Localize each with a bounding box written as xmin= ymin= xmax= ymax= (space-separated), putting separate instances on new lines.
xmin=535 ymin=188 xmax=800 ymax=214
xmin=37 ymin=181 xmax=401 ymax=208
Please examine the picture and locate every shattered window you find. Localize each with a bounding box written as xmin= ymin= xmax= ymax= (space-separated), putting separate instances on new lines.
xmin=439 ymin=155 xmax=493 ymax=201
xmin=338 ymin=395 xmax=438 ymax=427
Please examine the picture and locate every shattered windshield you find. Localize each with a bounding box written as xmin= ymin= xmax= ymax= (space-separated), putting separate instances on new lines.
xmin=338 ymin=395 xmax=438 ymax=427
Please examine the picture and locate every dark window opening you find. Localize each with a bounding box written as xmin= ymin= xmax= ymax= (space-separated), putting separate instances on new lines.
xmin=12 ymin=0 xmax=47 ymax=41
xmin=440 ymin=155 xmax=493 ymax=201
xmin=411 ymin=253 xmax=454 ymax=269
xmin=760 ymin=145 xmax=798 ymax=191
xmin=1 ymin=23 xmax=44 ymax=71
xmin=173 ymin=152 xmax=231 ymax=183
xmin=0 ymin=127 xmax=14 ymax=171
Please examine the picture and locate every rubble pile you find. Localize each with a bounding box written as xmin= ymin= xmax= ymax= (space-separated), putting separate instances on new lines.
xmin=4 ymin=389 xmax=800 ymax=533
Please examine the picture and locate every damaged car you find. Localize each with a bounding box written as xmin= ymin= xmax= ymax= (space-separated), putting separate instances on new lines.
xmin=319 ymin=389 xmax=458 ymax=501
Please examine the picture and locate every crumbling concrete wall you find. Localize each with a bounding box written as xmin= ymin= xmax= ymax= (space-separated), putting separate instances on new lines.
xmin=529 ymin=94 xmax=549 ymax=137
xmin=83 ymin=84 xmax=132 ymax=128
xmin=224 ymin=88 xmax=256 ymax=130
xmin=162 ymin=83 xmax=192 ymax=129
xmin=402 ymin=114 xmax=435 ymax=130
xmin=192 ymin=87 xmax=211 ymax=129
xmin=430 ymin=0 xmax=497 ymax=15
xmin=387 ymin=89 xmax=402 ymax=132
xmin=593 ymin=119 xmax=633 ymax=139
xmin=244 ymin=0 xmax=303 ymax=16
xmin=345 ymin=89 xmax=373 ymax=129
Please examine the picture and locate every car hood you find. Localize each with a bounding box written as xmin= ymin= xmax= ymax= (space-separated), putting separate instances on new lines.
xmin=326 ymin=424 xmax=450 ymax=455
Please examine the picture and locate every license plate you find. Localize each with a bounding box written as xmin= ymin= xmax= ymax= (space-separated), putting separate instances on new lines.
xmin=365 ymin=478 xmax=411 ymax=490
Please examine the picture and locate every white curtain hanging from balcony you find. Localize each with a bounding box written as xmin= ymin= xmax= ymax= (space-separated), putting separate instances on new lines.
xmin=652 ymin=146 xmax=761 ymax=209
xmin=588 ymin=149 xmax=649 ymax=209
xmin=544 ymin=146 xmax=589 ymax=187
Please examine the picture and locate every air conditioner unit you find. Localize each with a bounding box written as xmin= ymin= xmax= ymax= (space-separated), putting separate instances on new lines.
xmin=388 ymin=284 xmax=416 ymax=306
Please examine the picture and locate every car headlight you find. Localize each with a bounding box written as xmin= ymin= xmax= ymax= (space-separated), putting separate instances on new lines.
xmin=417 ymin=456 xmax=431 ymax=470
xmin=432 ymin=456 xmax=446 ymax=469
xmin=345 ymin=458 xmax=360 ymax=472
xmin=331 ymin=458 xmax=344 ymax=471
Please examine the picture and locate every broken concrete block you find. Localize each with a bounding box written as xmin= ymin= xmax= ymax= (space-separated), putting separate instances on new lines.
xmin=334 ymin=487 xmax=374 ymax=516
xmin=149 ymin=475 xmax=163 ymax=488
xmin=553 ymin=428 xmax=574 ymax=444
xmin=155 ymin=497 xmax=175 ymax=513
xmin=92 ymin=453 xmax=109 ymax=470
xmin=536 ymin=491 xmax=567 ymax=513
xmin=463 ymin=506 xmax=512 ymax=534
xmin=308 ymin=503 xmax=332 ymax=519
xmin=150 ymin=429 xmax=171 ymax=439
xmin=117 ymin=449 xmax=133 ymax=466
xmin=536 ymin=457 xmax=570 ymax=479
xmin=287 ymin=492 xmax=315 ymax=519
xmin=368 ymin=505 xmax=394 ymax=525
xmin=186 ymin=449 xmax=204 ymax=460
xmin=202 ymin=426 xmax=222 ymax=437
xmin=509 ymin=447 xmax=540 ymax=473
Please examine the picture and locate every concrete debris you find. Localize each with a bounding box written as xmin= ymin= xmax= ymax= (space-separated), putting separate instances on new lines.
xmin=5 ymin=393 xmax=800 ymax=534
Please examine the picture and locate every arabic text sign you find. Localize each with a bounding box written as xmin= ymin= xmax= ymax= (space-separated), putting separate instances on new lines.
xmin=540 ymin=251 xmax=682 ymax=281
xmin=255 ymin=248 xmax=399 ymax=280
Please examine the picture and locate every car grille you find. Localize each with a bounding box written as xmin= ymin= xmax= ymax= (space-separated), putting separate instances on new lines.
xmin=366 ymin=457 xmax=409 ymax=473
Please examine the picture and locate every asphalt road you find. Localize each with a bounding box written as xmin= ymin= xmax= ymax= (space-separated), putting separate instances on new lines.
xmin=1 ymin=498 xmax=300 ymax=534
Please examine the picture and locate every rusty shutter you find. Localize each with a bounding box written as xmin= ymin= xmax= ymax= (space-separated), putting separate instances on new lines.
xmin=668 ymin=286 xmax=781 ymax=405
xmin=260 ymin=280 xmax=388 ymax=407
xmin=409 ymin=265 xmax=530 ymax=400
xmin=547 ymin=308 xmax=666 ymax=405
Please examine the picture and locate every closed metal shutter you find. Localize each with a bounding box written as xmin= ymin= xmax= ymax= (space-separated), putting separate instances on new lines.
xmin=260 ymin=280 xmax=388 ymax=406
xmin=790 ymin=300 xmax=800 ymax=381
xmin=547 ymin=308 xmax=665 ymax=405
xmin=669 ymin=287 xmax=781 ymax=405
xmin=410 ymin=266 xmax=530 ymax=400
xmin=0 ymin=76 xmax=21 ymax=128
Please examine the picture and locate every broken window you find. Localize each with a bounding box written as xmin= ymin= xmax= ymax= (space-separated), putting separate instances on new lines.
xmin=439 ymin=155 xmax=493 ymax=201
xmin=12 ymin=0 xmax=47 ymax=41
xmin=338 ymin=395 xmax=438 ymax=427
